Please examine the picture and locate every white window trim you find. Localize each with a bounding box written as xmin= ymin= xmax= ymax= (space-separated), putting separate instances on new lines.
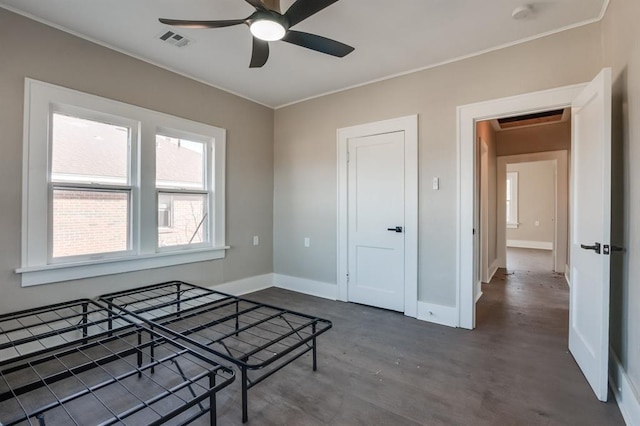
xmin=506 ymin=171 xmax=519 ymax=229
xmin=18 ymin=79 xmax=227 ymax=287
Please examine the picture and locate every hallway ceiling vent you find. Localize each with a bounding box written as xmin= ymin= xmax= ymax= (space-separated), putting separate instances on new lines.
xmin=498 ymin=109 xmax=565 ymax=130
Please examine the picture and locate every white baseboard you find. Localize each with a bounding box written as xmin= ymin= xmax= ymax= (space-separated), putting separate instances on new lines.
xmin=488 ymin=259 xmax=500 ymax=282
xmin=609 ymin=348 xmax=640 ymax=426
xmin=475 ymin=290 xmax=483 ymax=303
xmin=417 ymin=301 xmax=458 ymax=328
xmin=208 ymin=273 xmax=274 ymax=296
xmin=507 ymin=239 xmax=553 ymax=250
xmin=564 ymin=264 xmax=571 ymax=287
xmin=273 ymin=274 xmax=338 ymax=300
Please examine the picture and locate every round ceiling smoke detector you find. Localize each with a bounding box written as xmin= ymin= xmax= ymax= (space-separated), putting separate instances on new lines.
xmin=512 ymin=5 xmax=533 ymax=20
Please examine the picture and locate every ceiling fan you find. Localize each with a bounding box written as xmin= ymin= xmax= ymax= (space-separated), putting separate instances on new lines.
xmin=159 ymin=0 xmax=354 ymax=68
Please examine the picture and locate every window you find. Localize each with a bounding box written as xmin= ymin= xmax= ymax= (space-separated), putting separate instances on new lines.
xmin=51 ymin=112 xmax=133 ymax=260
xmin=156 ymin=134 xmax=208 ymax=249
xmin=18 ymin=79 xmax=227 ymax=286
xmin=506 ymin=171 xmax=519 ymax=228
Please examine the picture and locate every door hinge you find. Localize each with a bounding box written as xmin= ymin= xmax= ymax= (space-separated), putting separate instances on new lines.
xmin=347 ymin=151 xmax=350 ymax=163
xmin=346 ymin=273 xmax=350 ymax=282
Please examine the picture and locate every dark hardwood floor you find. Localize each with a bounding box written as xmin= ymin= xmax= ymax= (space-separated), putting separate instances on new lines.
xmin=211 ymin=250 xmax=623 ymax=425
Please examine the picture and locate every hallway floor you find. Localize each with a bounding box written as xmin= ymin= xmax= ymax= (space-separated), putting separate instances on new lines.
xmin=474 ymin=247 xmax=622 ymax=424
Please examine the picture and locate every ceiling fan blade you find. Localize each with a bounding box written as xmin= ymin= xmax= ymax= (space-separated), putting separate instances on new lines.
xmin=245 ymin=0 xmax=267 ymax=11
xmin=250 ymin=37 xmax=270 ymax=68
xmin=282 ymin=30 xmax=354 ymax=57
xmin=159 ymin=18 xmax=246 ymax=29
xmin=284 ymin=0 xmax=338 ymax=27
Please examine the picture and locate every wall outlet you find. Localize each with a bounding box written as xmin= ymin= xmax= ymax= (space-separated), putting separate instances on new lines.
xmin=534 ymin=221 xmax=540 ymax=227
xmin=253 ymin=236 xmax=259 ymax=246
xmin=432 ymin=177 xmax=439 ymax=190
xmin=304 ymin=237 xmax=310 ymax=248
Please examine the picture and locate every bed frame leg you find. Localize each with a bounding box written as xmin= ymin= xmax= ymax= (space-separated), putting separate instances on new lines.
xmin=312 ymin=323 xmax=317 ymax=371
xmin=242 ymin=367 xmax=248 ymax=423
xmin=107 ymin=298 xmax=113 ymax=336
xmin=81 ymin=302 xmax=88 ymax=344
xmin=36 ymin=413 xmax=46 ymax=426
xmin=176 ymin=282 xmax=181 ymax=315
xmin=137 ymin=327 xmax=143 ymax=377
xmin=149 ymin=328 xmax=156 ymax=374
xmin=210 ymin=372 xmax=217 ymax=426
xmin=235 ymin=300 xmax=240 ymax=337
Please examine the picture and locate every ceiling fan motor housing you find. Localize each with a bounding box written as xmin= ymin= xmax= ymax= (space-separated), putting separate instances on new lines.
xmin=248 ymin=9 xmax=290 ymax=30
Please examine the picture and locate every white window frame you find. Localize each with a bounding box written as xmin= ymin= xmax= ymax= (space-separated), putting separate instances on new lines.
xmin=506 ymin=171 xmax=519 ymax=229
xmin=17 ymin=79 xmax=227 ymax=286
xmin=48 ymin=105 xmax=138 ymax=263
xmin=155 ymin=128 xmax=212 ymax=252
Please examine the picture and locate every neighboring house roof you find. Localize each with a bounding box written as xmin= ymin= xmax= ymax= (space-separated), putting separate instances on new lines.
xmin=52 ymin=113 xmax=204 ymax=186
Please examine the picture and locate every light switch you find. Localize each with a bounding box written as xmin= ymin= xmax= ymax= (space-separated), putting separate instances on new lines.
xmin=534 ymin=221 xmax=540 ymax=227
xmin=304 ymin=237 xmax=310 ymax=248
xmin=432 ymin=177 xmax=439 ymax=190
xmin=253 ymin=236 xmax=259 ymax=246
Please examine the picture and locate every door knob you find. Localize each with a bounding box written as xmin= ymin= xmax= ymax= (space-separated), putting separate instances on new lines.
xmin=580 ymin=242 xmax=601 ymax=254
xmin=387 ymin=226 xmax=403 ymax=233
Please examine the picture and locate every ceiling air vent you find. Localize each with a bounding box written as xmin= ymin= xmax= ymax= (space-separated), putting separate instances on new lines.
xmin=497 ymin=109 xmax=565 ymax=130
xmin=158 ymin=30 xmax=192 ymax=48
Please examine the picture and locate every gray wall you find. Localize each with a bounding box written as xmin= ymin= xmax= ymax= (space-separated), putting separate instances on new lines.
xmin=0 ymin=9 xmax=274 ymax=312
xmin=602 ymin=0 xmax=640 ymax=405
xmin=274 ymin=23 xmax=602 ymax=306
xmin=506 ymin=161 xmax=556 ymax=244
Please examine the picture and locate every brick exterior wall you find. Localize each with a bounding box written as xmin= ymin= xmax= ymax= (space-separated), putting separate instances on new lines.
xmin=158 ymin=195 xmax=205 ymax=247
xmin=53 ymin=190 xmax=128 ymax=258
xmin=53 ymin=191 xmax=206 ymax=257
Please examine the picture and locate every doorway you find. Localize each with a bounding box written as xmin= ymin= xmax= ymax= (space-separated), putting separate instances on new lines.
xmin=475 ymin=116 xmax=570 ymax=295
xmin=497 ymin=150 xmax=570 ymax=275
xmin=458 ymin=69 xmax=613 ymax=402
xmin=457 ymin=83 xmax=585 ymax=329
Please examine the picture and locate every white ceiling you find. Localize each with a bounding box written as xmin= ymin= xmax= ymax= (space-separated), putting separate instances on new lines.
xmin=1 ymin=0 xmax=607 ymax=108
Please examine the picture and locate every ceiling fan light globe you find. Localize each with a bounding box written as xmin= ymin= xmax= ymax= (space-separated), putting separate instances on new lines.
xmin=250 ymin=20 xmax=285 ymax=41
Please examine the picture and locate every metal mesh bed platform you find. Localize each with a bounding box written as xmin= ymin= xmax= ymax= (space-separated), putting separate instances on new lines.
xmin=0 ymin=299 xmax=235 ymax=425
xmin=99 ymin=281 xmax=333 ymax=423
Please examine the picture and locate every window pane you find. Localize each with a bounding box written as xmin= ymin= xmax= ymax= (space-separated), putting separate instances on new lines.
xmin=53 ymin=189 xmax=129 ymax=258
xmin=506 ymin=200 xmax=511 ymax=222
xmin=157 ymin=193 xmax=208 ymax=247
xmin=156 ymin=135 xmax=205 ymax=189
xmin=51 ymin=113 xmax=129 ymax=184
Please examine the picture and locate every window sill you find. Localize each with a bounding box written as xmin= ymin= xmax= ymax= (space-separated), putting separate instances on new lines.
xmin=16 ymin=246 xmax=230 ymax=287
xmin=507 ymin=223 xmax=519 ymax=229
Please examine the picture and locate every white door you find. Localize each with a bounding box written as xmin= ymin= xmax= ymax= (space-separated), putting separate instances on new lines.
xmin=347 ymin=131 xmax=405 ymax=311
xmin=569 ymin=68 xmax=612 ymax=401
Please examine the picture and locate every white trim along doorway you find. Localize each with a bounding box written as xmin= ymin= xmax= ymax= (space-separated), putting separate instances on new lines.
xmin=457 ymin=83 xmax=587 ymax=330
xmin=337 ymin=115 xmax=418 ymax=318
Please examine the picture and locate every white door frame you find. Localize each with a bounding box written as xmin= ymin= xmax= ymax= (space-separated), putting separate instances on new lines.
xmin=337 ymin=115 xmax=419 ymax=318
xmin=457 ymin=84 xmax=586 ymax=329
xmin=497 ymin=151 xmax=569 ymax=274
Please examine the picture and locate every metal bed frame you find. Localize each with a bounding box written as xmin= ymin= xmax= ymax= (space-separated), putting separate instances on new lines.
xmin=99 ymin=281 xmax=333 ymax=423
xmin=0 ymin=299 xmax=235 ymax=425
